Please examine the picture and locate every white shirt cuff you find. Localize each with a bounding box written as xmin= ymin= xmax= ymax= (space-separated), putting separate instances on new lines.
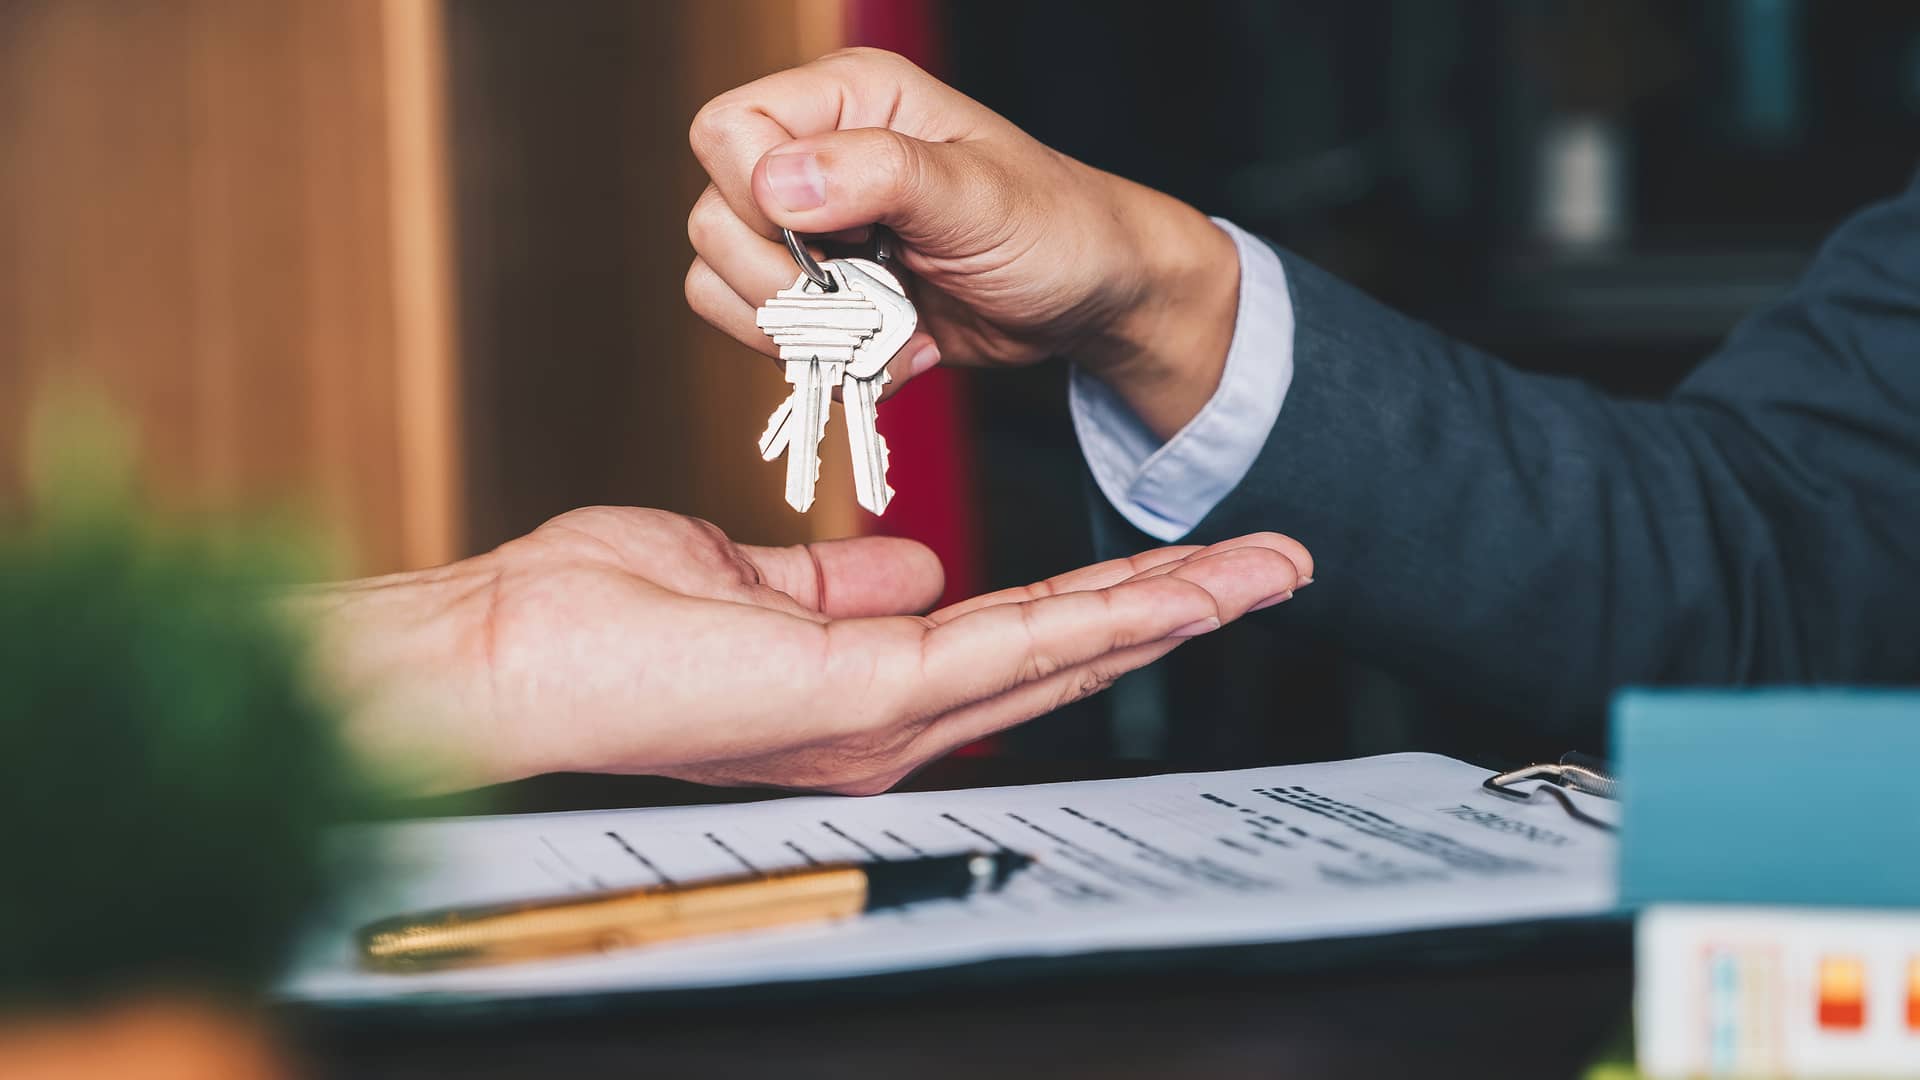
xmin=1068 ymin=218 xmax=1295 ymax=542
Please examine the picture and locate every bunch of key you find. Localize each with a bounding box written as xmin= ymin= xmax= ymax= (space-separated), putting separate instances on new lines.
xmin=755 ymin=232 xmax=918 ymax=516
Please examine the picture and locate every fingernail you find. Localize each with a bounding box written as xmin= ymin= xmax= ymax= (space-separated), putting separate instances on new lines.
xmin=1169 ymin=617 xmax=1221 ymax=638
xmin=1249 ymin=591 xmax=1293 ymax=612
xmin=766 ymin=152 xmax=827 ymax=211
xmin=907 ymin=341 xmax=941 ymax=377
xmin=1295 ymin=576 xmax=1314 ymax=588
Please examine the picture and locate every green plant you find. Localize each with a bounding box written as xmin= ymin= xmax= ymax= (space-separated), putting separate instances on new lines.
xmin=0 ymin=409 xmax=367 ymax=1006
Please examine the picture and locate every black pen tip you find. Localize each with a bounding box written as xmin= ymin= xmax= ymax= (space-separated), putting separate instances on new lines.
xmin=988 ymin=850 xmax=1034 ymax=891
xmin=863 ymin=851 xmax=1038 ymax=911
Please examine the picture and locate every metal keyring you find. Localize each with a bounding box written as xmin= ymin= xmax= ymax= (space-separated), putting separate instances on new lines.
xmin=783 ymin=228 xmax=836 ymax=292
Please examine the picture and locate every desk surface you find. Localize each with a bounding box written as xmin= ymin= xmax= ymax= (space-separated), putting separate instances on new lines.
xmin=294 ymin=761 xmax=1633 ymax=1080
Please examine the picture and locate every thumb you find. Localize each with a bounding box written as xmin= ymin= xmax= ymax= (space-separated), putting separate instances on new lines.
xmin=737 ymin=535 xmax=945 ymax=618
xmin=752 ymin=128 xmax=990 ymax=248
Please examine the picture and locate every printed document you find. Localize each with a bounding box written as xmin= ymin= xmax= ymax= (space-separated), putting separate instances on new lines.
xmin=283 ymin=752 xmax=1617 ymax=1003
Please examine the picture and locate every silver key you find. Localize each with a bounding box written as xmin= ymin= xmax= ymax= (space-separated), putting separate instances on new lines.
xmin=753 ymin=257 xmax=917 ymax=515
xmin=754 ymin=266 xmax=881 ymax=460
xmin=756 ymin=259 xmax=909 ymax=458
xmin=755 ymin=267 xmax=883 ymax=511
xmin=835 ymin=259 xmax=917 ymax=515
xmin=842 ymin=368 xmax=893 ymax=515
xmin=782 ymin=355 xmax=843 ymax=512
xmin=836 ymin=259 xmax=916 ymax=380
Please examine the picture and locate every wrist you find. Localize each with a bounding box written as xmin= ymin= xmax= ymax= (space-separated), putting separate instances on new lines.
xmin=291 ymin=558 xmax=512 ymax=792
xmin=1081 ymin=177 xmax=1240 ymax=441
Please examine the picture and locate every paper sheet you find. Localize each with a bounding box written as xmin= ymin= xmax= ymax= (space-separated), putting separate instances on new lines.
xmin=282 ymin=752 xmax=1618 ymax=1003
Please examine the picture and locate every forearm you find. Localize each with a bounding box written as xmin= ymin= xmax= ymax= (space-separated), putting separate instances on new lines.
xmin=288 ymin=560 xmax=508 ymax=792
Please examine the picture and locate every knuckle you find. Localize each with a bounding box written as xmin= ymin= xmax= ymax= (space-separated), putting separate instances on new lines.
xmin=1056 ymin=668 xmax=1114 ymax=711
xmin=1251 ymin=531 xmax=1312 ymax=573
xmin=688 ymin=104 xmax=718 ymax=153
xmin=652 ymin=511 xmax=730 ymax=563
xmin=1024 ymin=651 xmax=1068 ymax=684
xmin=686 ymin=192 xmax=722 ymax=250
xmin=1255 ymin=547 xmax=1306 ymax=587
xmin=682 ymin=515 xmax=732 ymax=553
xmin=1232 ymin=546 xmax=1287 ymax=575
xmin=1011 ymin=605 xmax=1064 ymax=683
xmin=820 ymin=45 xmax=907 ymax=72
xmin=537 ymin=505 xmax=607 ymax=531
xmin=688 ymin=99 xmax=745 ymax=158
xmin=683 ymin=259 xmax=708 ymax=308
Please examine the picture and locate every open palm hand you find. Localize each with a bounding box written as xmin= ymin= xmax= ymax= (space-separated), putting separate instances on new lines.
xmin=380 ymin=506 xmax=1310 ymax=793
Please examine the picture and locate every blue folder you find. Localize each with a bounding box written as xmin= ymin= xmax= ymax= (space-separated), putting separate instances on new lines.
xmin=1613 ymin=689 xmax=1920 ymax=909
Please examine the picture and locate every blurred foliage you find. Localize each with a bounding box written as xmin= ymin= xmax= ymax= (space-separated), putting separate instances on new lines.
xmin=0 ymin=396 xmax=369 ymax=1006
xmin=1579 ymin=1019 xmax=1640 ymax=1080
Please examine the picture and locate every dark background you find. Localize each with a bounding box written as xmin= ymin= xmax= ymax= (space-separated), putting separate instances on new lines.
xmin=941 ymin=0 xmax=1920 ymax=770
xmin=441 ymin=0 xmax=1920 ymax=775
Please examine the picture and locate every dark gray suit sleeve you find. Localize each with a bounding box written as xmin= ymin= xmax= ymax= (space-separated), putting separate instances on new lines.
xmin=1160 ymin=172 xmax=1920 ymax=722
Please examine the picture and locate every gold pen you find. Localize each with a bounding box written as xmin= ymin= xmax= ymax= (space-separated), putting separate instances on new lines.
xmin=358 ymin=851 xmax=1032 ymax=972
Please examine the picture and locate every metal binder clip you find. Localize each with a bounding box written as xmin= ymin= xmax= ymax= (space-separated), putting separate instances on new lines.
xmin=1483 ymin=751 xmax=1618 ymax=833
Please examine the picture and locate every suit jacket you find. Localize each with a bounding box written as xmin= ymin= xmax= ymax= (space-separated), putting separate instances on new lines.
xmin=1097 ymin=168 xmax=1920 ymax=732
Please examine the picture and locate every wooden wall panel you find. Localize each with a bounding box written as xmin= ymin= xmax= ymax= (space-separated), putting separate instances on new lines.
xmin=2 ymin=0 xmax=844 ymax=569
xmin=0 ymin=0 xmax=459 ymax=574
xmin=449 ymin=0 xmax=849 ymax=555
xmin=672 ymin=0 xmax=857 ymax=546
xmin=379 ymin=0 xmax=463 ymax=571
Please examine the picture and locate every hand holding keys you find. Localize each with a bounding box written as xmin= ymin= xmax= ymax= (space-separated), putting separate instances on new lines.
xmin=755 ymin=230 xmax=918 ymax=516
